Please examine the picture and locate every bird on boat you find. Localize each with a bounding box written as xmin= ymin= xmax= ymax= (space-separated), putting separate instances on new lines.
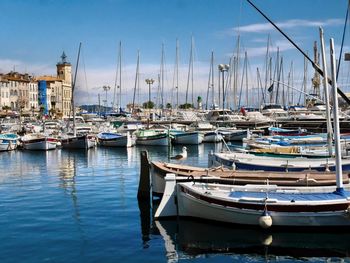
xmin=170 ymin=146 xmax=187 ymax=160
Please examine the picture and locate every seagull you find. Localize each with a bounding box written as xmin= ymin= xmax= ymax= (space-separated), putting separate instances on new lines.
xmin=170 ymin=146 xmax=187 ymax=160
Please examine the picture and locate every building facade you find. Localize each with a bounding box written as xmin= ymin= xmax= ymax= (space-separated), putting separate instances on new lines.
xmin=0 ymin=72 xmax=38 ymax=112
xmin=0 ymin=52 xmax=72 ymax=118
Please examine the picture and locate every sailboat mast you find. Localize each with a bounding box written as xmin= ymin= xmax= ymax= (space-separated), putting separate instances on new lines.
xmin=185 ymin=39 xmax=191 ymax=106
xmin=245 ymin=52 xmax=249 ymax=107
xmin=72 ymin=42 xmax=82 ymax=137
xmin=330 ymin=38 xmax=343 ymax=191
xmin=234 ymin=35 xmax=240 ymax=110
xmin=113 ymin=41 xmax=122 ymax=111
xmin=211 ymin=51 xmax=215 ymax=108
xmin=205 ymin=51 xmax=214 ymax=110
xmin=320 ymin=27 xmax=333 ymax=156
xmin=132 ymin=50 xmax=140 ymax=112
xmin=176 ymin=39 xmax=179 ymax=109
xmin=161 ymin=42 xmax=165 ymax=109
xmin=119 ymin=41 xmax=122 ymax=111
xmin=191 ymin=36 xmax=194 ymax=106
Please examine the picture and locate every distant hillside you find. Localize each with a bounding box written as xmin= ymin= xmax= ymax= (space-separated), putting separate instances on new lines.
xmin=79 ymin=104 xmax=112 ymax=113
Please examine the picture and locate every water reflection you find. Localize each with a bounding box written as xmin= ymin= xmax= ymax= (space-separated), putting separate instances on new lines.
xmin=153 ymin=218 xmax=350 ymax=262
xmin=58 ymin=150 xmax=87 ymax=253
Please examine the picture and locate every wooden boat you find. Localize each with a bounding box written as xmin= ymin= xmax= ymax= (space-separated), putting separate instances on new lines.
xmin=150 ymin=161 xmax=350 ymax=196
xmin=268 ymin=127 xmax=308 ymax=136
xmin=97 ymin=132 xmax=134 ymax=147
xmin=136 ymin=129 xmax=170 ymax=146
xmin=0 ymin=133 xmax=19 ymax=151
xmin=242 ymin=143 xmax=332 ymax=158
xmin=21 ymin=133 xmax=58 ymax=150
xmin=202 ymin=130 xmax=223 ymax=143
xmin=155 ymin=174 xmax=350 ymax=227
xmin=218 ymin=128 xmax=249 ymax=141
xmin=61 ymin=134 xmax=96 ymax=149
xmin=209 ymin=151 xmax=350 ymax=172
xmin=171 ymin=131 xmax=203 ymax=145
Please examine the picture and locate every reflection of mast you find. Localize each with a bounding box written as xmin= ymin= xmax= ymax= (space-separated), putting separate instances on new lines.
xmin=59 ymin=152 xmax=86 ymax=247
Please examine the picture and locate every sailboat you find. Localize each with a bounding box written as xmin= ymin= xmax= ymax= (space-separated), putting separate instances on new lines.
xmin=61 ymin=43 xmax=96 ymax=150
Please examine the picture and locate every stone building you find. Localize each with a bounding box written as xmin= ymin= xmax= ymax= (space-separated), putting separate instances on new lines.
xmin=0 ymin=72 xmax=38 ymax=112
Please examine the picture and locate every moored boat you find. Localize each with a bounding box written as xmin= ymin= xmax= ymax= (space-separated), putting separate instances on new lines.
xmin=61 ymin=134 xmax=96 ymax=149
xmin=171 ymin=131 xmax=203 ymax=145
xmin=97 ymin=132 xmax=134 ymax=147
xmin=209 ymin=151 xmax=350 ymax=172
xmin=202 ymin=130 xmax=223 ymax=143
xmin=150 ymin=161 xmax=350 ymax=196
xmin=21 ymin=133 xmax=58 ymax=150
xmin=155 ymin=174 xmax=350 ymax=227
xmin=0 ymin=133 xmax=20 ymax=151
xmin=135 ymin=129 xmax=170 ymax=146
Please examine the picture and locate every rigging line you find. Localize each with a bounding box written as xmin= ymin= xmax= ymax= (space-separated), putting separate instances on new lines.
xmin=337 ymin=1 xmax=349 ymax=80
xmin=246 ymin=0 xmax=350 ymax=105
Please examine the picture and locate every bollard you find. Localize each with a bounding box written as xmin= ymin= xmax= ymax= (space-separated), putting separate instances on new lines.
xmin=138 ymin=150 xmax=151 ymax=201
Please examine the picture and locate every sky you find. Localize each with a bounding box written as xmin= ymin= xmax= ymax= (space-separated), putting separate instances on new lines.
xmin=0 ymin=0 xmax=349 ymax=108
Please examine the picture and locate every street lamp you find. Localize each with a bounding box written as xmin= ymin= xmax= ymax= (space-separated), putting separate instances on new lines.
xmin=145 ymin=78 xmax=154 ymax=108
xmin=218 ymin=64 xmax=230 ymax=109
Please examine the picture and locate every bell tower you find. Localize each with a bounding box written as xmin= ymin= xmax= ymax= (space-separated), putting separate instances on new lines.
xmin=56 ymin=51 xmax=72 ymax=85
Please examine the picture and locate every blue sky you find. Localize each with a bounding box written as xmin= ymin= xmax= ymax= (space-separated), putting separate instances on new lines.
xmin=0 ymin=0 xmax=349 ymax=107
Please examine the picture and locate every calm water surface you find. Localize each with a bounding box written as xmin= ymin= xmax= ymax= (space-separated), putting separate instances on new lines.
xmin=0 ymin=143 xmax=349 ymax=263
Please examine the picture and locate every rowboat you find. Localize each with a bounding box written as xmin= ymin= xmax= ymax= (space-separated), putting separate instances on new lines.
xmin=61 ymin=134 xmax=96 ymax=149
xmin=217 ymin=128 xmax=249 ymax=141
xmin=0 ymin=133 xmax=19 ymax=151
xmin=202 ymin=131 xmax=223 ymax=143
xmin=21 ymin=133 xmax=58 ymax=150
xmin=209 ymin=151 xmax=350 ymax=172
xmin=171 ymin=131 xmax=203 ymax=145
xmin=150 ymin=161 xmax=350 ymax=196
xmin=135 ymin=129 xmax=170 ymax=146
xmin=97 ymin=132 xmax=134 ymax=147
xmin=155 ymin=174 xmax=350 ymax=227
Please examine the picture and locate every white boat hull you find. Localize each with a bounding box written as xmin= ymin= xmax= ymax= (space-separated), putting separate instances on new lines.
xmin=203 ymin=132 xmax=223 ymax=143
xmin=177 ymin=187 xmax=350 ymax=226
xmin=155 ymin=176 xmax=350 ymax=227
xmin=99 ymin=134 xmax=134 ymax=147
xmin=23 ymin=140 xmax=57 ymax=150
xmin=173 ymin=132 xmax=203 ymax=145
xmin=0 ymin=142 xmax=17 ymax=151
xmin=136 ymin=135 xmax=169 ymax=146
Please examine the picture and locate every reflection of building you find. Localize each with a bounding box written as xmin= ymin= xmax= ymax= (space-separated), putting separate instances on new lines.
xmin=0 ymin=72 xmax=38 ymax=111
xmin=36 ymin=52 xmax=72 ymax=118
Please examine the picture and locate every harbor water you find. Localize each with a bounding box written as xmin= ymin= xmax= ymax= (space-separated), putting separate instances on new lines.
xmin=1 ymin=143 xmax=350 ymax=262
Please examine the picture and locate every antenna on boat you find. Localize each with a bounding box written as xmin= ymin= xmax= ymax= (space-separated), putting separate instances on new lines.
xmin=246 ymin=0 xmax=350 ymax=106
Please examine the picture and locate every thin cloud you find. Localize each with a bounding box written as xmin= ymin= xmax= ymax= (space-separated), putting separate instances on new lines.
xmin=225 ymin=39 xmax=295 ymax=58
xmin=224 ymin=18 xmax=344 ymax=35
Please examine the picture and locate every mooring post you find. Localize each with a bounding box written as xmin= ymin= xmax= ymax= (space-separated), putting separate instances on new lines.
xmin=138 ymin=150 xmax=151 ymax=201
